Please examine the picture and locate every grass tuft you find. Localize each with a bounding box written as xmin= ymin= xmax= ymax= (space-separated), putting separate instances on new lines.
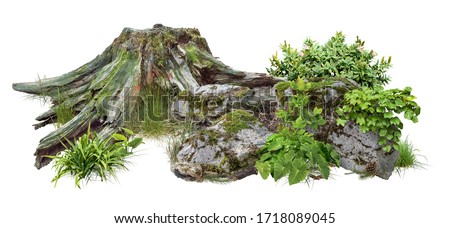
xmin=395 ymin=137 xmax=426 ymax=173
xmin=54 ymin=102 xmax=75 ymax=128
xmin=166 ymin=124 xmax=193 ymax=165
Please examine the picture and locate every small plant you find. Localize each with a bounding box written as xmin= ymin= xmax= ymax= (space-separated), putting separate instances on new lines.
xmin=257 ymin=79 xmax=340 ymax=185
xmin=125 ymin=85 xmax=183 ymax=138
xmin=267 ymin=32 xmax=391 ymax=87
xmin=336 ymin=86 xmax=420 ymax=152
xmin=54 ymin=102 xmax=75 ymax=128
xmin=47 ymin=125 xmax=143 ymax=188
xmin=166 ymin=124 xmax=193 ymax=165
xmin=395 ymin=137 xmax=424 ymax=170
xmin=49 ymin=89 xmax=76 ymax=128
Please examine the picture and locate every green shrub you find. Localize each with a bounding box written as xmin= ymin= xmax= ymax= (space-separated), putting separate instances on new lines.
xmin=47 ymin=126 xmax=143 ymax=188
xmin=261 ymin=32 xmax=422 ymax=183
xmin=336 ymin=86 xmax=420 ymax=152
xmin=256 ymin=79 xmax=339 ymax=185
xmin=267 ymin=32 xmax=391 ymax=87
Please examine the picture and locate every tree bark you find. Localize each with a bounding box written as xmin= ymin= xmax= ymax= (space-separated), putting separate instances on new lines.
xmin=12 ymin=24 xmax=281 ymax=169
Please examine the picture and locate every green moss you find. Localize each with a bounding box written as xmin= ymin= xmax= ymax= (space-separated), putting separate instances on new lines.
xmin=233 ymin=87 xmax=250 ymax=98
xmin=185 ymin=44 xmax=200 ymax=64
xmin=203 ymin=163 xmax=220 ymax=172
xmin=218 ymin=110 xmax=257 ymax=136
xmin=148 ymin=28 xmax=177 ymax=69
xmin=198 ymin=129 xmax=221 ymax=145
xmin=178 ymin=89 xmax=191 ymax=98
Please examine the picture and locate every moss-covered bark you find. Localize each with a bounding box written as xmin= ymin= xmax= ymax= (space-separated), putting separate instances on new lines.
xmin=12 ymin=24 xmax=280 ymax=169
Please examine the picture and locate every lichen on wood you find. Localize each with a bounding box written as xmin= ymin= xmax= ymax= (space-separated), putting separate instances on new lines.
xmin=12 ymin=24 xmax=281 ymax=169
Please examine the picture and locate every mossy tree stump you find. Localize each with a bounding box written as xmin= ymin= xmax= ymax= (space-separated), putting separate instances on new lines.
xmin=12 ymin=24 xmax=280 ymax=169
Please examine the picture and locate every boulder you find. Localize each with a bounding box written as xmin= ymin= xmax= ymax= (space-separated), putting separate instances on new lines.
xmin=286 ymin=78 xmax=399 ymax=179
xmin=329 ymin=121 xmax=399 ymax=179
xmin=171 ymin=110 xmax=271 ymax=182
xmin=171 ymin=84 xmax=278 ymax=129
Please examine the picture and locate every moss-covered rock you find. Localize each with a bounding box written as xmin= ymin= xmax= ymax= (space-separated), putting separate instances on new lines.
xmin=171 ymin=84 xmax=277 ymax=127
xmin=277 ymin=77 xmax=399 ymax=179
xmin=171 ymin=110 xmax=270 ymax=182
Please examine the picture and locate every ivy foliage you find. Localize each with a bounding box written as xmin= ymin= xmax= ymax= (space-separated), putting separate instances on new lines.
xmin=267 ymin=32 xmax=391 ymax=88
xmin=256 ymin=79 xmax=340 ymax=185
xmin=336 ymin=86 xmax=420 ymax=152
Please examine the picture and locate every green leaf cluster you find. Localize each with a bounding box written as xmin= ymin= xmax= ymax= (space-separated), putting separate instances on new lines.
xmin=336 ymin=86 xmax=420 ymax=152
xmin=47 ymin=125 xmax=144 ymax=188
xmin=257 ymin=79 xmax=339 ymax=185
xmin=267 ymin=32 xmax=391 ymax=88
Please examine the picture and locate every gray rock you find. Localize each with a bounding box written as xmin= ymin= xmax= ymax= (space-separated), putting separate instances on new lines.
xmin=171 ymin=84 xmax=277 ymax=126
xmin=300 ymin=78 xmax=399 ymax=179
xmin=171 ymin=84 xmax=251 ymax=120
xmin=171 ymin=110 xmax=271 ymax=182
xmin=329 ymin=121 xmax=399 ymax=179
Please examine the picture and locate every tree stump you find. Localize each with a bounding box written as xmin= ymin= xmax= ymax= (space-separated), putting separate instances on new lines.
xmin=12 ymin=24 xmax=281 ymax=169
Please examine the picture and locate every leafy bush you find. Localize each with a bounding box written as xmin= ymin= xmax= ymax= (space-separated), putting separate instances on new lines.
xmin=256 ymin=79 xmax=339 ymax=185
xmin=47 ymin=126 xmax=143 ymax=188
xmin=336 ymin=86 xmax=420 ymax=152
xmin=267 ymin=32 xmax=391 ymax=87
xmin=261 ymin=32 xmax=422 ymax=183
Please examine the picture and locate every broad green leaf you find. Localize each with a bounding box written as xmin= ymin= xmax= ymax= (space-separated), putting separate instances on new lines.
xmin=316 ymin=118 xmax=326 ymax=126
xmin=266 ymin=133 xmax=280 ymax=142
xmin=259 ymin=153 xmax=272 ymax=162
xmin=356 ymin=116 xmax=365 ymax=125
xmin=390 ymin=117 xmax=401 ymax=125
xmin=383 ymin=112 xmax=394 ymax=118
xmin=386 ymin=133 xmax=394 ymax=140
xmin=379 ymin=129 xmax=387 ymax=137
xmin=313 ymin=107 xmax=323 ymax=115
xmin=316 ymin=154 xmax=330 ymax=179
xmin=330 ymin=150 xmax=340 ymax=166
xmin=256 ymin=161 xmax=271 ymax=180
xmin=267 ymin=139 xmax=283 ymax=151
xmin=288 ymin=158 xmax=309 ymax=185
xmin=284 ymin=151 xmax=295 ymax=162
xmin=121 ymin=128 xmax=135 ymax=135
xmin=293 ymin=117 xmax=307 ymax=129
xmin=336 ymin=118 xmax=348 ymax=126
xmin=128 ymin=138 xmax=144 ymax=149
xmin=379 ymin=137 xmax=387 ymax=145
xmin=274 ymin=160 xmax=290 ymax=181
xmin=112 ymin=133 xmax=127 ymax=142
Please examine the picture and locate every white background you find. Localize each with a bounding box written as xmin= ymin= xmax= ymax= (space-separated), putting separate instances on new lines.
xmin=1 ymin=0 xmax=449 ymax=227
